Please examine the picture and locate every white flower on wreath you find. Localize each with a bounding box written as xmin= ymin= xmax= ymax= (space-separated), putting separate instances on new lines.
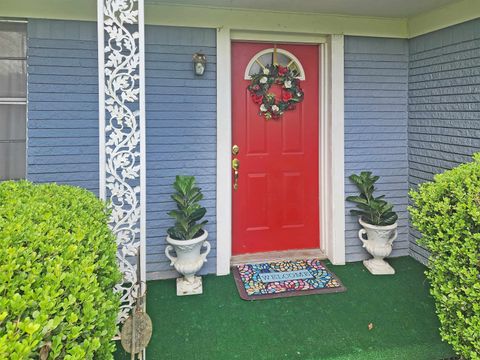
xmin=260 ymin=77 xmax=268 ymax=84
xmin=272 ymin=105 xmax=279 ymax=112
xmin=284 ymin=80 xmax=292 ymax=88
xmin=263 ymin=68 xmax=270 ymax=75
xmin=260 ymin=104 xmax=268 ymax=112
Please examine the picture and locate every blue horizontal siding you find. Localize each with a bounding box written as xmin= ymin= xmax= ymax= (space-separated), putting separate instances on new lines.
xmin=145 ymin=26 xmax=216 ymax=279
xmin=27 ymin=20 xmax=100 ymax=195
xmin=27 ymin=20 xmax=216 ymax=280
xmin=408 ymin=18 xmax=480 ymax=265
xmin=29 ymin=19 xmax=480 ymax=271
xmin=344 ymin=36 xmax=409 ymax=262
xmin=145 ymin=25 xmax=216 ymax=280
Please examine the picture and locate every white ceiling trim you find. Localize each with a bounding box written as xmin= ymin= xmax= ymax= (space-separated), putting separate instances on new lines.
xmin=145 ymin=0 xmax=459 ymax=18
xmin=1 ymin=0 xmax=478 ymax=38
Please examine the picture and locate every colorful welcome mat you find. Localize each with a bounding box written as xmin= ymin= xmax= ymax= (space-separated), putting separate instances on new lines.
xmin=233 ymin=259 xmax=346 ymax=300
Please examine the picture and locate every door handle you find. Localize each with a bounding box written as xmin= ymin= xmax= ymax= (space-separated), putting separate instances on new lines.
xmin=232 ymin=158 xmax=240 ymax=190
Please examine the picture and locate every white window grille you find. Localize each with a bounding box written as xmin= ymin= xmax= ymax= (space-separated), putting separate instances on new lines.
xmin=244 ymin=47 xmax=306 ymax=80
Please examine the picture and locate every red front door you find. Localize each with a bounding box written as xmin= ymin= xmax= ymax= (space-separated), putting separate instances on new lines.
xmin=232 ymin=42 xmax=320 ymax=255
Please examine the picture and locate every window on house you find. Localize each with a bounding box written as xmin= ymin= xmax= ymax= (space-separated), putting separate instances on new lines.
xmin=0 ymin=21 xmax=27 ymax=181
xmin=245 ymin=48 xmax=305 ymax=80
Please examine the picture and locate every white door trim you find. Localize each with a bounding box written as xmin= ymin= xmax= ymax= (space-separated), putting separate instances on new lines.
xmin=216 ymin=27 xmax=233 ymax=275
xmin=320 ymin=35 xmax=346 ymax=265
xmin=216 ymin=31 xmax=345 ymax=275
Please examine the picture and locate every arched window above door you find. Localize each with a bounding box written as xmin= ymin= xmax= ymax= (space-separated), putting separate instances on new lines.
xmin=244 ymin=48 xmax=306 ymax=80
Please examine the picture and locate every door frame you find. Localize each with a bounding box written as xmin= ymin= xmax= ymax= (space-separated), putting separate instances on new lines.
xmin=216 ymin=29 xmax=345 ymax=275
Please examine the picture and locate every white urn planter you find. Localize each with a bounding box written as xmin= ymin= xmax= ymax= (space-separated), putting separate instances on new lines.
xmin=165 ymin=230 xmax=211 ymax=296
xmin=358 ymin=218 xmax=398 ymax=275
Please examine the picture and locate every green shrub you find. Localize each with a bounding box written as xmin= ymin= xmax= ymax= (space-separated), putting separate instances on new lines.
xmin=409 ymin=155 xmax=480 ymax=360
xmin=0 ymin=181 xmax=121 ymax=359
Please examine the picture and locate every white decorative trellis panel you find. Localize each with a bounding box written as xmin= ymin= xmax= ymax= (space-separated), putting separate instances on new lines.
xmin=97 ymin=0 xmax=146 ymax=326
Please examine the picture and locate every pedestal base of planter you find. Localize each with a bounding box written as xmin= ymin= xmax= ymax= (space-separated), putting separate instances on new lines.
xmin=176 ymin=276 xmax=203 ymax=296
xmin=363 ymin=259 xmax=395 ymax=275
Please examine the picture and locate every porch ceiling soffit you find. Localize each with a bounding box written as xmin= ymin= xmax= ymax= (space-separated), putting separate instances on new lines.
xmin=145 ymin=0 xmax=458 ymax=18
xmin=1 ymin=0 xmax=479 ymax=40
xmin=0 ymin=0 xmax=405 ymax=37
xmin=408 ymin=0 xmax=480 ymax=38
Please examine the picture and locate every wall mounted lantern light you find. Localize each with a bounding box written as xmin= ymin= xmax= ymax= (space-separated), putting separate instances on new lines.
xmin=193 ymin=53 xmax=206 ymax=76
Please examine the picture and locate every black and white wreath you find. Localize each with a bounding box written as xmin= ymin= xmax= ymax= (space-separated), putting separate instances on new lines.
xmin=247 ymin=64 xmax=304 ymax=120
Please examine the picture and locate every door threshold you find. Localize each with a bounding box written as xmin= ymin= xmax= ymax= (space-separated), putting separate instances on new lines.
xmin=231 ymin=248 xmax=327 ymax=266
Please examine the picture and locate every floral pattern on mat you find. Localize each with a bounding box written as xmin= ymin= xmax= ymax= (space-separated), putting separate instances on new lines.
xmin=237 ymin=259 xmax=341 ymax=296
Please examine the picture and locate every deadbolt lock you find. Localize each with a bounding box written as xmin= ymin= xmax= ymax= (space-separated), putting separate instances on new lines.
xmin=232 ymin=145 xmax=240 ymax=155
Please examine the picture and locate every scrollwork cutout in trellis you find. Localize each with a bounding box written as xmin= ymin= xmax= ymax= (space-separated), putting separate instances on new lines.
xmin=102 ymin=0 xmax=142 ymax=326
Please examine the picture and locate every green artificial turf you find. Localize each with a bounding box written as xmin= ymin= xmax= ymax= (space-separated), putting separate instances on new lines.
xmin=115 ymin=257 xmax=455 ymax=360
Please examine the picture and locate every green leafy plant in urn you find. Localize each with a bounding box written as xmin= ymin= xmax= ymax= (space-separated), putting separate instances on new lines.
xmin=346 ymin=172 xmax=398 ymax=275
xmin=165 ymin=175 xmax=210 ymax=295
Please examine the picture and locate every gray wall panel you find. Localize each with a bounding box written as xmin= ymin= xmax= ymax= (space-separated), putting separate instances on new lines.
xmin=27 ymin=18 xmax=480 ymax=272
xmin=408 ymin=18 xmax=480 ymax=265
xmin=27 ymin=20 xmax=100 ymax=194
xmin=144 ymin=24 xmax=216 ymax=279
xmin=27 ymin=20 xmax=216 ymax=280
xmin=344 ymin=36 xmax=410 ymax=261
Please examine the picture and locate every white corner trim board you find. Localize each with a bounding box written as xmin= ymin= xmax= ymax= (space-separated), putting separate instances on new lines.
xmin=327 ymin=34 xmax=346 ymax=265
xmin=215 ymin=32 xmax=346 ymax=275
xmin=98 ymin=0 xmax=147 ymax=326
xmin=216 ymin=26 xmax=232 ymax=276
